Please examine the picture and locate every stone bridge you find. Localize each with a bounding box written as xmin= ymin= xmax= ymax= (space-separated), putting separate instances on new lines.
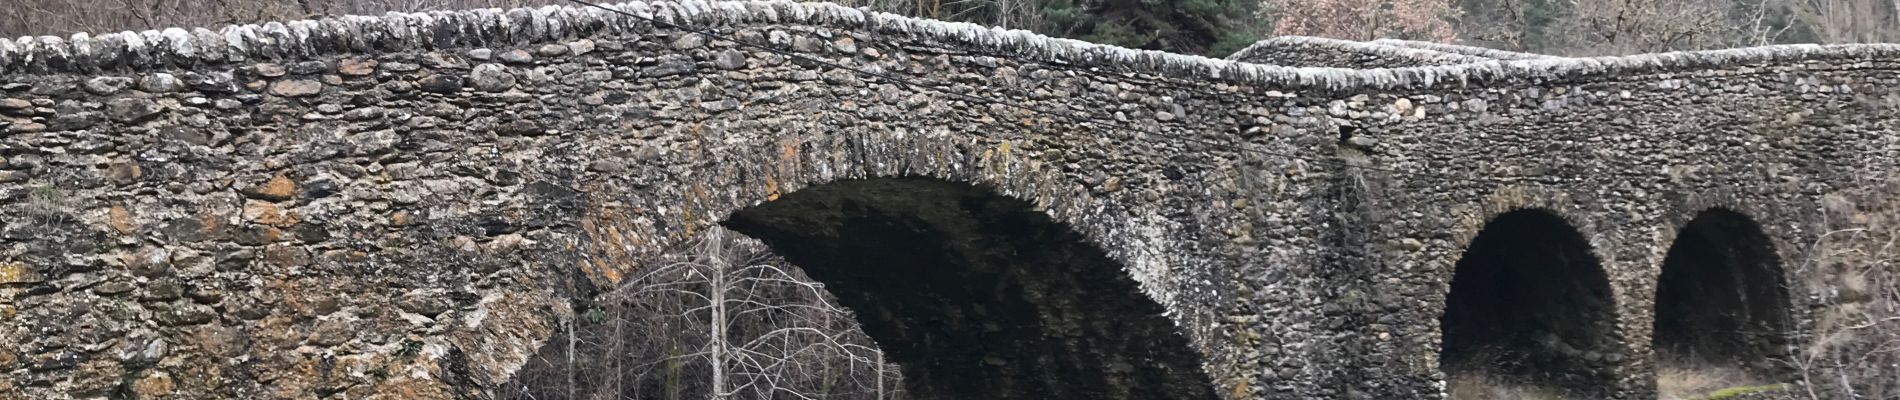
xmin=0 ymin=1 xmax=1896 ymax=399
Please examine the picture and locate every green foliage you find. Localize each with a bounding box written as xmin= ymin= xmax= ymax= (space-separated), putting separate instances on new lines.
xmin=29 ymin=185 xmax=63 ymax=204
xmin=1054 ymin=0 xmax=1255 ymax=55
xmin=1208 ymin=30 xmax=1262 ymax=57
xmin=395 ymin=339 xmax=424 ymax=360
xmin=583 ymin=307 xmax=609 ymax=325
xmin=1700 ymin=383 xmax=1789 ymax=399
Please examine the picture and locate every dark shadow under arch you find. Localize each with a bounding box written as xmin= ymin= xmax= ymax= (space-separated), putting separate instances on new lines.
xmin=1440 ymin=209 xmax=1620 ymax=397
xmin=723 ymin=177 xmax=1217 ymax=400
xmin=1653 ymin=208 xmax=1792 ymax=371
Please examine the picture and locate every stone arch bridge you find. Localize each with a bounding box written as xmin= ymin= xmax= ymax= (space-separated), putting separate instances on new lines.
xmin=0 ymin=1 xmax=1895 ymax=399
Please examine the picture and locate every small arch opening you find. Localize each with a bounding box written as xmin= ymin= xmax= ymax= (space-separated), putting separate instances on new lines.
xmin=724 ymin=177 xmax=1217 ymax=400
xmin=1652 ymin=208 xmax=1793 ymax=397
xmin=1441 ymin=209 xmax=1620 ymax=398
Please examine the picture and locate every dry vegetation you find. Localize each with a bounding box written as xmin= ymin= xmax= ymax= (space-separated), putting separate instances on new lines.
xmin=1445 ymin=373 xmax=1569 ymax=400
xmin=1654 ymin=359 xmax=1776 ymax=400
xmin=1792 ymin=181 xmax=1900 ymax=400
xmin=504 ymin=229 xmax=902 ymax=400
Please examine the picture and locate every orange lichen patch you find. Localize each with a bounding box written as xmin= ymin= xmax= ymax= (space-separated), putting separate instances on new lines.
xmin=269 ymin=357 xmax=326 ymax=398
xmin=243 ymin=201 xmax=298 ymax=227
xmin=765 ymin=175 xmax=781 ymax=201
xmin=252 ymin=174 xmax=298 ymax=201
xmin=388 ymin=211 xmax=415 ymax=227
xmin=129 ymin=370 xmax=175 ymax=398
xmin=107 ymin=204 xmax=135 ymax=234
xmin=777 ymin=138 xmax=800 ymax=178
xmin=579 ymin=206 xmax=641 ymax=286
xmin=198 ymin=212 xmax=225 ymax=238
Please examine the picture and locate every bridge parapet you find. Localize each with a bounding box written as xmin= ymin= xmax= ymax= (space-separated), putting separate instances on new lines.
xmin=1368 ymin=38 xmax=1557 ymax=60
xmin=0 ymin=1 xmax=1897 ymax=399
xmin=1226 ymin=36 xmax=1495 ymax=67
xmin=6 ymin=2 xmax=1900 ymax=91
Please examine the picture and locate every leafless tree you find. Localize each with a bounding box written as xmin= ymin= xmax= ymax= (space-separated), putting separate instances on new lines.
xmin=1790 ymin=185 xmax=1900 ymax=400
xmin=507 ymin=229 xmax=901 ymax=400
xmin=1259 ymin=0 xmax=1462 ymax=42
xmin=1549 ymin=0 xmax=1743 ymax=55
xmin=1778 ymin=0 xmax=1900 ymax=43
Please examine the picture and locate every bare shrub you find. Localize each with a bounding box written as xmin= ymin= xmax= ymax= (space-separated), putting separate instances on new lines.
xmin=504 ymin=228 xmax=902 ymax=400
xmin=1548 ymin=0 xmax=1748 ymax=56
xmin=1778 ymin=0 xmax=1900 ymax=44
xmin=1791 ymin=181 xmax=1900 ymax=400
xmin=1258 ymin=0 xmax=1462 ymax=42
xmin=1445 ymin=371 xmax=1568 ymax=400
xmin=1654 ymin=357 xmax=1773 ymax=400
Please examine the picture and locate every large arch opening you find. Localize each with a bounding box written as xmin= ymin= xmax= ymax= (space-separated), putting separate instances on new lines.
xmin=1440 ymin=209 xmax=1620 ymax=399
xmin=723 ymin=177 xmax=1217 ymax=400
xmin=1651 ymin=209 xmax=1792 ymax=396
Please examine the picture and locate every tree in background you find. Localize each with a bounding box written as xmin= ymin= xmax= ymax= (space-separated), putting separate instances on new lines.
xmin=1792 ymin=182 xmax=1900 ymax=400
xmin=1451 ymin=0 xmax=1569 ymax=51
xmin=832 ymin=0 xmax=1261 ymax=56
xmin=1 ymin=0 xmax=1261 ymax=57
xmin=1550 ymin=0 xmax=1748 ymax=55
xmin=6 ymin=0 xmax=1900 ymax=58
xmin=1781 ymin=0 xmax=1900 ymax=44
xmin=1449 ymin=0 xmax=1900 ymax=56
xmin=1257 ymin=0 xmax=1460 ymax=42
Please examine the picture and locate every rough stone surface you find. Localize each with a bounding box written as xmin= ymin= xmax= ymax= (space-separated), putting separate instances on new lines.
xmin=84 ymin=77 xmax=134 ymax=95
xmin=138 ymin=73 xmax=184 ymax=92
xmin=469 ymin=64 xmax=517 ymax=92
xmin=267 ymin=79 xmax=321 ymax=97
xmin=1368 ymin=38 xmax=1557 ymax=60
xmin=498 ymin=49 xmax=533 ymax=64
xmin=1228 ymin=36 xmax=1492 ymax=67
xmin=0 ymin=1 xmax=1896 ymax=400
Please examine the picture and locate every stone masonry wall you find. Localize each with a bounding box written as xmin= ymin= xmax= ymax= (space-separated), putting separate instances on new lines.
xmin=0 ymin=1 xmax=1897 ymax=399
xmin=1368 ymin=39 xmax=1556 ymax=60
xmin=1226 ymin=36 xmax=1491 ymax=68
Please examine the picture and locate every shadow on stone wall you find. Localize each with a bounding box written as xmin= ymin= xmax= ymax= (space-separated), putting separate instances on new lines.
xmin=725 ymin=177 xmax=1217 ymax=400
xmin=1440 ymin=209 xmax=1620 ymax=398
xmin=1653 ymin=209 xmax=1793 ymax=373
